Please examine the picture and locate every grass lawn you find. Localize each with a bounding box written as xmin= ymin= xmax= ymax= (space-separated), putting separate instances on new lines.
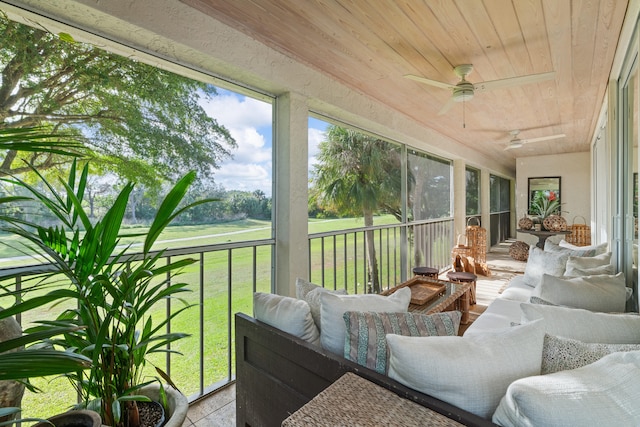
xmin=10 ymin=215 xmax=408 ymax=418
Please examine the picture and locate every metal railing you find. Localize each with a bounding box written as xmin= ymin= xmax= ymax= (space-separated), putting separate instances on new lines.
xmin=2 ymin=238 xmax=275 ymax=415
xmin=3 ymin=217 xmax=455 ymax=413
xmin=308 ymin=218 xmax=455 ymax=293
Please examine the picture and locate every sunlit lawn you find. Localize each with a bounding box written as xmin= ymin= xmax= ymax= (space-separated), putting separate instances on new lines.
xmin=9 ymin=215 xmax=401 ymax=420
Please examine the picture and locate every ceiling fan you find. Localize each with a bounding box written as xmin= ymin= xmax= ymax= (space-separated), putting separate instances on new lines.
xmin=503 ymin=130 xmax=566 ymax=150
xmin=405 ymin=64 xmax=555 ymax=115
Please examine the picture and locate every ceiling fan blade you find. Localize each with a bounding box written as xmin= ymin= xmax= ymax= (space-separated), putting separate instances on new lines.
xmin=474 ymin=71 xmax=556 ymax=92
xmin=437 ymin=97 xmax=457 ymax=115
xmin=404 ymin=74 xmax=456 ymax=90
xmin=522 ymin=133 xmax=566 ymax=144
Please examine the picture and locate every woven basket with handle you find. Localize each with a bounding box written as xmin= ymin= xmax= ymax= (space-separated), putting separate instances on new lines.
xmin=565 ymin=216 xmax=591 ymax=246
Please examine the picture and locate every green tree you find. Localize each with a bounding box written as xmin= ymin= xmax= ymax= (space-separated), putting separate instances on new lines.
xmin=0 ymin=15 xmax=235 ymax=185
xmin=311 ymin=126 xmax=401 ymax=293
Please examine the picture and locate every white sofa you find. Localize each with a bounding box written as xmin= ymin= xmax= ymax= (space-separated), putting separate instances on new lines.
xmin=249 ymin=244 xmax=640 ymax=426
xmin=463 ymin=274 xmax=537 ymax=336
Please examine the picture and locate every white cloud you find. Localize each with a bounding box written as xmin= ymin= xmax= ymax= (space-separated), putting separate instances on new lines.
xmin=201 ymin=93 xmax=273 ymax=194
xmin=308 ymin=126 xmax=326 ymax=170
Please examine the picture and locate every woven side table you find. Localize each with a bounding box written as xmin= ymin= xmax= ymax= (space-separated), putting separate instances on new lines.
xmin=282 ymin=372 xmax=464 ymax=426
xmin=446 ymin=271 xmax=477 ymax=305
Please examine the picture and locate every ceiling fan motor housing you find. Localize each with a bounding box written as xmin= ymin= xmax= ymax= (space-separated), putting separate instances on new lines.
xmin=453 ymin=81 xmax=474 ymax=102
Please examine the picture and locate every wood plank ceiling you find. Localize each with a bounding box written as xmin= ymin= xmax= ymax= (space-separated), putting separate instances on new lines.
xmin=183 ymin=0 xmax=629 ymax=166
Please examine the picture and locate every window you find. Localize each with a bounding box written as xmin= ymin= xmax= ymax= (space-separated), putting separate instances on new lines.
xmin=408 ymin=150 xmax=452 ymax=221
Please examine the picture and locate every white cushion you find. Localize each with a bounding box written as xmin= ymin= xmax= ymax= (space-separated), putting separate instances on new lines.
xmin=544 ymin=240 xmax=597 ymax=257
xmin=387 ymin=320 xmax=545 ymax=419
xmin=531 ymin=273 xmax=626 ymax=312
xmin=566 ymin=251 xmax=612 ymax=268
xmin=559 ymin=239 xmax=608 ymax=255
xmin=253 ymin=292 xmax=321 ymax=346
xmin=565 ymin=263 xmax=616 ymax=276
xmin=463 ymin=298 xmax=524 ymax=336
xmin=493 ymin=351 xmax=640 ymax=427
xmin=296 ymin=277 xmax=347 ymax=331
xmin=522 ymin=246 xmax=568 ymax=287
xmin=499 ymin=275 xmax=535 ymax=301
xmin=520 ymin=302 xmax=640 ymax=343
xmin=319 ymin=288 xmax=411 ymax=354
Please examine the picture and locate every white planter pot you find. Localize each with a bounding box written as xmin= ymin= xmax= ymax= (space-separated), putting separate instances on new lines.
xmin=139 ymin=383 xmax=189 ymax=427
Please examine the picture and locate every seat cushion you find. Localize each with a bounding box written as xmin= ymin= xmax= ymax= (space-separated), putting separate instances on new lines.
xmin=463 ymin=298 xmax=524 ymax=336
xmin=498 ymin=275 xmax=534 ymax=302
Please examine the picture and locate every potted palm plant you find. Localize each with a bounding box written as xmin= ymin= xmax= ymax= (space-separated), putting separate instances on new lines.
xmin=0 ymin=161 xmax=209 ymax=426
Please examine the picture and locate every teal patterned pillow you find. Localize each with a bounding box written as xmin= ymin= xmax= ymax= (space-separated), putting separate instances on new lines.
xmin=343 ymin=311 xmax=461 ymax=374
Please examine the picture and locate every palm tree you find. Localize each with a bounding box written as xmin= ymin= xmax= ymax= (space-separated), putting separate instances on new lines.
xmin=311 ymin=126 xmax=401 ymax=293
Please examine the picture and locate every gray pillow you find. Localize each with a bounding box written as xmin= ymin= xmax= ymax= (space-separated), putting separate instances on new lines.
xmin=343 ymin=311 xmax=461 ymax=374
xmin=523 ymin=246 xmax=568 ymax=286
xmin=542 ymin=333 xmax=640 ymax=374
xmin=544 ymin=240 xmax=596 ymax=257
xmin=295 ymin=277 xmax=347 ymax=331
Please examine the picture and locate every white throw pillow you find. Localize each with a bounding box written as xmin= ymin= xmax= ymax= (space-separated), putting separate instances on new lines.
xmin=565 ymin=263 xmax=616 ymax=277
xmin=320 ymin=288 xmax=411 ymax=354
xmin=559 ymin=239 xmax=608 ymax=255
xmin=566 ymin=251 xmax=612 ymax=269
xmin=544 ymin=240 xmax=597 ymax=257
xmin=520 ymin=302 xmax=640 ymax=343
xmin=531 ymin=273 xmax=626 ymax=312
xmin=253 ymin=292 xmax=321 ymax=346
xmin=386 ymin=320 xmax=545 ymax=419
xmin=295 ymin=277 xmax=347 ymax=331
xmin=493 ymin=351 xmax=640 ymax=427
xmin=523 ymin=246 xmax=568 ymax=287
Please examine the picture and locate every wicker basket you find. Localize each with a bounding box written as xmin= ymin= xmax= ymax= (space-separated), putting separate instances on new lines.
xmin=565 ymin=216 xmax=591 ymax=246
xmin=518 ymin=216 xmax=534 ymax=230
xmin=509 ymin=241 xmax=530 ymax=261
xmin=466 ymin=217 xmax=487 ymax=263
xmin=542 ymin=215 xmax=567 ymax=232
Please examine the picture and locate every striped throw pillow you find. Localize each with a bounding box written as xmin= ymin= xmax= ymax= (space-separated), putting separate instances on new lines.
xmin=343 ymin=311 xmax=461 ymax=374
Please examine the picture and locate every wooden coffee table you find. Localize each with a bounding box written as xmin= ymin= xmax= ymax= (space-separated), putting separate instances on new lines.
xmin=380 ymin=276 xmax=473 ymax=324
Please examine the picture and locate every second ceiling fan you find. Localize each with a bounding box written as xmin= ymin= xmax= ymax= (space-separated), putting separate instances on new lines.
xmin=503 ymin=130 xmax=566 ymax=150
xmin=405 ymin=64 xmax=555 ymax=115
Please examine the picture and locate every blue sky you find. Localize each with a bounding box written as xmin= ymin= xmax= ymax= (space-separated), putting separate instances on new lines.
xmin=199 ymin=88 xmax=328 ymax=196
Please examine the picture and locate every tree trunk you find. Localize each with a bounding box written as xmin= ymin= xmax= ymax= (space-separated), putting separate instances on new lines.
xmin=363 ymin=210 xmax=380 ymax=293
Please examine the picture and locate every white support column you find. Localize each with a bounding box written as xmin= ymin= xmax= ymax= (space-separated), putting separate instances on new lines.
xmin=453 ymin=159 xmax=467 ymax=239
xmin=274 ymin=92 xmax=309 ymax=297
xmin=481 ymin=170 xmax=492 ymax=250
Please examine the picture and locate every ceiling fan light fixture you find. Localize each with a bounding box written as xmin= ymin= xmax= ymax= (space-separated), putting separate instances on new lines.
xmin=452 ymin=81 xmax=474 ymax=102
xmin=509 ymin=140 xmax=523 ymax=149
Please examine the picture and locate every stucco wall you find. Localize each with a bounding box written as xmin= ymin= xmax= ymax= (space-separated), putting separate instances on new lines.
xmin=515 ymin=152 xmax=591 ymax=246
